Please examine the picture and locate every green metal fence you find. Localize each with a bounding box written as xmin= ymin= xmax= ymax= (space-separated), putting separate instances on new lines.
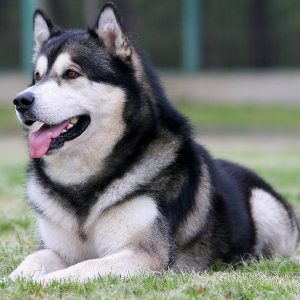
xmin=1 ymin=0 xmax=300 ymax=73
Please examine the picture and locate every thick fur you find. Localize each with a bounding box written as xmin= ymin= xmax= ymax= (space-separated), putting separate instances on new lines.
xmin=10 ymin=3 xmax=299 ymax=284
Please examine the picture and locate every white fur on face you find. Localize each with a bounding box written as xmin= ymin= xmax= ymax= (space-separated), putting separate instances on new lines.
xmin=53 ymin=53 xmax=81 ymax=77
xmin=35 ymin=55 xmax=48 ymax=77
xmin=17 ymin=52 xmax=127 ymax=183
xmin=251 ymin=188 xmax=298 ymax=257
xmin=42 ymin=81 xmax=126 ymax=184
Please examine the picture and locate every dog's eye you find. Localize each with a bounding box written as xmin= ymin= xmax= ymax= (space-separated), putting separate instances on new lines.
xmin=66 ymin=70 xmax=79 ymax=79
xmin=35 ymin=72 xmax=41 ymax=82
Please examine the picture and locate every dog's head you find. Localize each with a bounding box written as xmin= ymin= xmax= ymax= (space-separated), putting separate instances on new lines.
xmin=14 ymin=3 xmax=146 ymax=159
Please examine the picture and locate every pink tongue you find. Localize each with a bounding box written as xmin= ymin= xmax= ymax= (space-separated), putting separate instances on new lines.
xmin=28 ymin=120 xmax=71 ymax=158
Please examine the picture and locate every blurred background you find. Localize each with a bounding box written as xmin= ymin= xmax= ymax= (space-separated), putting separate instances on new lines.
xmin=0 ymin=0 xmax=300 ymax=147
xmin=3 ymin=0 xmax=300 ymax=71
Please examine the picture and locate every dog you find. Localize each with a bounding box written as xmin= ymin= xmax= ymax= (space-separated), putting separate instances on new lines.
xmin=9 ymin=2 xmax=299 ymax=284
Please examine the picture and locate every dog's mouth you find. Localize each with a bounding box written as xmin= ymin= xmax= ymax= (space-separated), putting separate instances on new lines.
xmin=28 ymin=115 xmax=91 ymax=158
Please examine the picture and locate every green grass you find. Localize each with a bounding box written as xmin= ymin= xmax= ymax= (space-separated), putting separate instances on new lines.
xmin=0 ymin=106 xmax=20 ymax=135
xmin=1 ymin=103 xmax=300 ymax=298
xmin=173 ymin=102 xmax=300 ymax=132
xmin=2 ymin=265 xmax=300 ymax=299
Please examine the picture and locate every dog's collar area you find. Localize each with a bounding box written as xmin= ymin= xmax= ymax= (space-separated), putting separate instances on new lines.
xmin=48 ymin=115 xmax=91 ymax=152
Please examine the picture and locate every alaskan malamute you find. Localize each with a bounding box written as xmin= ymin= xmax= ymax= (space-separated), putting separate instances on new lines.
xmin=10 ymin=2 xmax=299 ymax=283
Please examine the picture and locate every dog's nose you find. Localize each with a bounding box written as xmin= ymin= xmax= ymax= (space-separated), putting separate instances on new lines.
xmin=13 ymin=92 xmax=35 ymax=112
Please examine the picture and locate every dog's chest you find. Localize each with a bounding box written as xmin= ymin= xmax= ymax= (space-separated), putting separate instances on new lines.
xmin=36 ymin=195 xmax=159 ymax=265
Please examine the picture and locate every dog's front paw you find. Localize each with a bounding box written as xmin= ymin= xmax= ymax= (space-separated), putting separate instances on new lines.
xmin=37 ymin=270 xmax=78 ymax=286
xmin=0 ymin=277 xmax=8 ymax=285
xmin=37 ymin=274 xmax=59 ymax=286
xmin=9 ymin=267 xmax=44 ymax=281
xmin=9 ymin=249 xmax=69 ymax=282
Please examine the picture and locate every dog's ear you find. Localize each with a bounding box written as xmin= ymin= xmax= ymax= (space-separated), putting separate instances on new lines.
xmin=94 ymin=3 xmax=131 ymax=59
xmin=33 ymin=9 xmax=58 ymax=52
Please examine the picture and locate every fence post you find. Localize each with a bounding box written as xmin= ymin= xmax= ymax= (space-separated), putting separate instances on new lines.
xmin=21 ymin=0 xmax=38 ymax=74
xmin=182 ymin=0 xmax=201 ymax=73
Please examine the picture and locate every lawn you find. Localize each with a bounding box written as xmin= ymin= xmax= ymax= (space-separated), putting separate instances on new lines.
xmin=0 ymin=103 xmax=300 ymax=299
xmin=173 ymin=102 xmax=300 ymax=133
xmin=0 ymin=106 xmax=20 ymax=135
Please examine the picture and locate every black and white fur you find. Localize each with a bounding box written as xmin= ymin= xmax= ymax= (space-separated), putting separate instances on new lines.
xmin=9 ymin=3 xmax=299 ymax=284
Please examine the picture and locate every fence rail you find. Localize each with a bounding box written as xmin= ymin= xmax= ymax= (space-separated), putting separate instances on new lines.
xmin=1 ymin=0 xmax=300 ymax=72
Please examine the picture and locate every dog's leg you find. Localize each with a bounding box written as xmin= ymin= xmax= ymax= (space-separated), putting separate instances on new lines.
xmin=38 ymin=249 xmax=160 ymax=284
xmin=251 ymin=188 xmax=299 ymax=256
xmin=9 ymin=249 xmax=68 ymax=281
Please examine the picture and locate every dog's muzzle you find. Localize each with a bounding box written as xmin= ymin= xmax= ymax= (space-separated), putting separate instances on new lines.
xmin=13 ymin=92 xmax=35 ymax=113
